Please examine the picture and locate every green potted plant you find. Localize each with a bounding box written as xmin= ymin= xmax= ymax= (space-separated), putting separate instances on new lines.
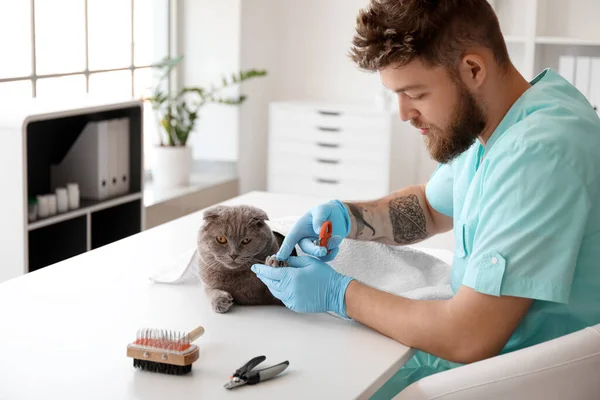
xmin=145 ymin=56 xmax=267 ymax=187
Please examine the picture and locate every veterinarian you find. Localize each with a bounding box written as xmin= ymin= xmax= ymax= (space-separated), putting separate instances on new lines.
xmin=251 ymin=0 xmax=600 ymax=397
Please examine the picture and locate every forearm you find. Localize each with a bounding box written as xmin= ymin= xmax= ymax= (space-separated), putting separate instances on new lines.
xmin=341 ymin=184 xmax=440 ymax=245
xmin=344 ymin=280 xmax=463 ymax=362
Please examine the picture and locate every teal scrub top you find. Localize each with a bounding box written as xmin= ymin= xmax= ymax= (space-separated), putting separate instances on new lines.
xmin=426 ymin=68 xmax=600 ymax=354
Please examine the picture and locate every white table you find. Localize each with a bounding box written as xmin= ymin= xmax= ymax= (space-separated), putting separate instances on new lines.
xmin=0 ymin=191 xmax=452 ymax=400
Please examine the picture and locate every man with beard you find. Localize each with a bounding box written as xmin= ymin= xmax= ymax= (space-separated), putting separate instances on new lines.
xmin=251 ymin=0 xmax=600 ymax=397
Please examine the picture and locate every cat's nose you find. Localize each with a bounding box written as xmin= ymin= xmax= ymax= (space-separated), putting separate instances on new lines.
xmin=230 ymin=254 xmax=238 ymax=260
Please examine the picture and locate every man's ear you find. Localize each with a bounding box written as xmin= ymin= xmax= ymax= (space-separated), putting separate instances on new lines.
xmin=459 ymin=52 xmax=487 ymax=90
xmin=203 ymin=205 xmax=228 ymax=221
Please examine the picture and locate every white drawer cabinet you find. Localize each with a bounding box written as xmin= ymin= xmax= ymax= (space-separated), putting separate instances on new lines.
xmin=267 ymin=101 xmax=430 ymax=201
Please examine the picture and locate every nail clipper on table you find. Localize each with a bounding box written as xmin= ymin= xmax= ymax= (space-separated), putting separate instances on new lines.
xmin=224 ymin=355 xmax=289 ymax=389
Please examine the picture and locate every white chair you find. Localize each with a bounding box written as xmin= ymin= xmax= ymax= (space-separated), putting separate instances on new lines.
xmin=395 ymin=324 xmax=600 ymax=400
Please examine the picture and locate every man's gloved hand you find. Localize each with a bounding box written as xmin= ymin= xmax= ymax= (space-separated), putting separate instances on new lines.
xmin=276 ymin=200 xmax=351 ymax=262
xmin=252 ymin=256 xmax=354 ymax=317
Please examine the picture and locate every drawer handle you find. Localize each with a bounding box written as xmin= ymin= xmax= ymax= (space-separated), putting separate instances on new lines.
xmin=316 ymin=142 xmax=340 ymax=148
xmin=317 ymin=110 xmax=342 ymax=116
xmin=315 ymin=178 xmax=339 ymax=185
xmin=317 ymin=126 xmax=341 ymax=132
xmin=316 ymin=158 xmax=339 ymax=165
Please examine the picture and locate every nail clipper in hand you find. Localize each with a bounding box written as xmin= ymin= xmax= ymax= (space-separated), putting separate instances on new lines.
xmin=313 ymin=220 xmax=333 ymax=255
xmin=224 ymin=355 xmax=289 ymax=389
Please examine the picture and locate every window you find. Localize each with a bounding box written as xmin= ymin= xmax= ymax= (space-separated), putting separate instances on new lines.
xmin=0 ymin=0 xmax=171 ymax=170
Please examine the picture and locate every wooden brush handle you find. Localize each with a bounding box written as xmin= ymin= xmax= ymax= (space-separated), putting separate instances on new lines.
xmin=188 ymin=326 xmax=205 ymax=342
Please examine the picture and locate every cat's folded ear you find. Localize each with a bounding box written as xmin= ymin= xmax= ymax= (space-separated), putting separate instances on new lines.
xmin=203 ymin=205 xmax=228 ymax=221
xmin=244 ymin=205 xmax=269 ymax=226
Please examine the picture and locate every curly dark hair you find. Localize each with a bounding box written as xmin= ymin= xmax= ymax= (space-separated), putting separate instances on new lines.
xmin=349 ymin=0 xmax=510 ymax=73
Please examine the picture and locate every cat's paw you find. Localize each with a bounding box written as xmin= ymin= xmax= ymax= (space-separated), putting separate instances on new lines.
xmin=265 ymin=255 xmax=288 ymax=267
xmin=211 ymin=290 xmax=234 ymax=313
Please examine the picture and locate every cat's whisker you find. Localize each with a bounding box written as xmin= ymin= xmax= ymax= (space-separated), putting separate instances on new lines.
xmin=204 ymin=260 xmax=224 ymax=271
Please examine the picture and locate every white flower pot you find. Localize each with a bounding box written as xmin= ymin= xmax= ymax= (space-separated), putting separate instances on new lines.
xmin=152 ymin=145 xmax=192 ymax=188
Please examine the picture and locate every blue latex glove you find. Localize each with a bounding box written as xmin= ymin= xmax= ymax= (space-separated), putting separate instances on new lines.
xmin=276 ymin=200 xmax=351 ymax=262
xmin=251 ymin=255 xmax=354 ymax=318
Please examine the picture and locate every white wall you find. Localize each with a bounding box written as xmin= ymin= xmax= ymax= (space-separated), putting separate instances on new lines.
xmin=270 ymin=0 xmax=381 ymax=103
xmin=238 ymin=0 xmax=281 ymax=193
xmin=181 ymin=0 xmax=241 ymax=162
xmin=537 ymin=0 xmax=600 ymax=39
xmin=182 ymin=0 xmax=382 ymax=165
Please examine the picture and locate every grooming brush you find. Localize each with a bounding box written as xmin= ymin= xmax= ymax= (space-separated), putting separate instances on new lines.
xmin=127 ymin=325 xmax=205 ymax=375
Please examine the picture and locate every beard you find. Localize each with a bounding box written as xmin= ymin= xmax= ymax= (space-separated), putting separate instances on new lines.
xmin=418 ymin=84 xmax=487 ymax=164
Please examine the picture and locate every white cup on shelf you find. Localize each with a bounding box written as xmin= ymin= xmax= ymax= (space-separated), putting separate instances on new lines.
xmin=55 ymin=188 xmax=68 ymax=213
xmin=67 ymin=183 xmax=80 ymax=209
xmin=37 ymin=195 xmax=49 ymax=218
xmin=47 ymin=194 xmax=57 ymax=216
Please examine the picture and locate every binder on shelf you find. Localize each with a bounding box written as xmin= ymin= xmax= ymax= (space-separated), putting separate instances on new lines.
xmin=558 ymin=55 xmax=575 ymax=84
xmin=50 ymin=118 xmax=130 ymax=201
xmin=51 ymin=121 xmax=109 ymax=201
xmin=107 ymin=121 xmax=120 ymax=198
xmin=112 ymin=118 xmax=130 ymax=195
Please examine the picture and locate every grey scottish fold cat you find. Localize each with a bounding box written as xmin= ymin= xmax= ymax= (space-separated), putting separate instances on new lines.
xmin=196 ymin=204 xmax=296 ymax=313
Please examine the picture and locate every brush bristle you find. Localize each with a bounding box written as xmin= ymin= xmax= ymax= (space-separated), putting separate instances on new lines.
xmin=133 ymin=358 xmax=193 ymax=375
xmin=134 ymin=328 xmax=192 ymax=352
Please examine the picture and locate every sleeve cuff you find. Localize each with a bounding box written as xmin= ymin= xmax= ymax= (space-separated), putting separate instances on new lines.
xmin=462 ymin=252 xmax=571 ymax=303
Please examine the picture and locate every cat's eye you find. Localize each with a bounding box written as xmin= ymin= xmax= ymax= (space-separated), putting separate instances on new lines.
xmin=241 ymin=238 xmax=252 ymax=245
xmin=216 ymin=236 xmax=228 ymax=244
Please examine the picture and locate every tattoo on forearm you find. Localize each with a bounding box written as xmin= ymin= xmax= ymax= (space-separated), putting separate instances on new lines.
xmin=346 ymin=203 xmax=376 ymax=237
xmin=388 ymin=194 xmax=428 ymax=244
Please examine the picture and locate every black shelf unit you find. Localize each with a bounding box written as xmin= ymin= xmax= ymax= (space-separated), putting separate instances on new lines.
xmin=28 ymin=215 xmax=87 ymax=273
xmin=24 ymin=100 xmax=145 ymax=273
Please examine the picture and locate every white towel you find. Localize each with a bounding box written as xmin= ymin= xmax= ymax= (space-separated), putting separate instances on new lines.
xmin=150 ymin=247 xmax=202 ymax=284
xmin=150 ymin=216 xmax=453 ymax=300
xmin=150 ymin=216 xmax=454 ymax=301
